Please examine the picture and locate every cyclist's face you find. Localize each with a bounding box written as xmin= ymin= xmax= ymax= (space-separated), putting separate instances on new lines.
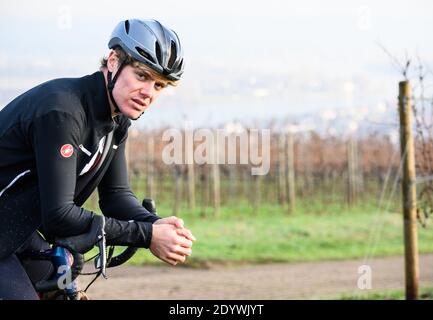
xmin=107 ymin=53 xmax=167 ymax=120
xmin=113 ymin=65 xmax=167 ymax=119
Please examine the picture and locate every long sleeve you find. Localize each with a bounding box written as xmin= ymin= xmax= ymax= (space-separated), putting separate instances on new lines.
xmin=97 ymin=139 xmax=161 ymax=223
xmin=32 ymin=110 xmax=94 ymax=236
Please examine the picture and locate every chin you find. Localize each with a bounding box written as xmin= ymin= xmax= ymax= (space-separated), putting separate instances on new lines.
xmin=130 ymin=114 xmax=141 ymax=120
xmin=124 ymin=113 xmax=139 ymax=120
xmin=128 ymin=110 xmax=143 ymax=120
xmin=119 ymin=105 xmax=141 ymax=120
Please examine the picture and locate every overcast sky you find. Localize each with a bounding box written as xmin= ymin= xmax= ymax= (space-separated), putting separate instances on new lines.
xmin=1 ymin=0 xmax=432 ymax=127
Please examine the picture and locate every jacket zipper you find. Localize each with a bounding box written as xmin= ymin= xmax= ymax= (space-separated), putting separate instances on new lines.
xmin=79 ymin=144 xmax=92 ymax=156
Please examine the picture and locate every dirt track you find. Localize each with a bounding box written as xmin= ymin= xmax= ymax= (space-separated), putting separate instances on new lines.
xmin=83 ymin=254 xmax=433 ymax=299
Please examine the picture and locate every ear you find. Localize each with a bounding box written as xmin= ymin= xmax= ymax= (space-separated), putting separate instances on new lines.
xmin=107 ymin=50 xmax=119 ymax=73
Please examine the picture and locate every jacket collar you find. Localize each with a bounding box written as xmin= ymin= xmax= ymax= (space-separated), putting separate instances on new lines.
xmin=82 ymin=71 xmax=115 ymax=135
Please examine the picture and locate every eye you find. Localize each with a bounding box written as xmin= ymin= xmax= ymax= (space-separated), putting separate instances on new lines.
xmin=154 ymin=82 xmax=167 ymax=91
xmin=136 ymin=71 xmax=150 ymax=81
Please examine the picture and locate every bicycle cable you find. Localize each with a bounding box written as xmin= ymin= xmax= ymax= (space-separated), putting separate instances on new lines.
xmin=81 ymin=245 xmax=116 ymax=292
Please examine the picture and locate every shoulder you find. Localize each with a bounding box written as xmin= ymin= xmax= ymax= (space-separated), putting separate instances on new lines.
xmin=34 ymin=77 xmax=85 ymax=114
xmin=19 ymin=77 xmax=92 ymax=129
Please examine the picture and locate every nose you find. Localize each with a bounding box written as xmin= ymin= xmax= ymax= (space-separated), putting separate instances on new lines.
xmin=139 ymin=80 xmax=156 ymax=99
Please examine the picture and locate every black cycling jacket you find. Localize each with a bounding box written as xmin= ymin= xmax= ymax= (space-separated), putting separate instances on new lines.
xmin=0 ymin=71 xmax=160 ymax=258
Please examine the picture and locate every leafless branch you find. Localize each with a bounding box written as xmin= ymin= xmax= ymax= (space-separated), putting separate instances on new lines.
xmin=376 ymin=42 xmax=410 ymax=79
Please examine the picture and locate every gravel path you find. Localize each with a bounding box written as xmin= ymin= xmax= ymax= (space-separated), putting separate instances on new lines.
xmin=83 ymin=254 xmax=433 ymax=299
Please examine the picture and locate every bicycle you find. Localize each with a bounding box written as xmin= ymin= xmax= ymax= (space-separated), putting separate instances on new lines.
xmin=22 ymin=198 xmax=157 ymax=300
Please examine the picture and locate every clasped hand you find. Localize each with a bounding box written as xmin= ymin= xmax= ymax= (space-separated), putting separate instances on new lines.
xmin=150 ymin=216 xmax=196 ymax=266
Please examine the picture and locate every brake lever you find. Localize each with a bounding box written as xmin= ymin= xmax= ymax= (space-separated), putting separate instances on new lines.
xmin=94 ymin=216 xmax=107 ymax=278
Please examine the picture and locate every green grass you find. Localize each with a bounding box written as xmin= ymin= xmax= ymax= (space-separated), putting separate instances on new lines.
xmin=86 ymin=198 xmax=433 ymax=267
xmin=337 ymin=287 xmax=433 ymax=300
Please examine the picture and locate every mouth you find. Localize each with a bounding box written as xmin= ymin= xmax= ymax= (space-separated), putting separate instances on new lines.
xmin=131 ymin=98 xmax=147 ymax=111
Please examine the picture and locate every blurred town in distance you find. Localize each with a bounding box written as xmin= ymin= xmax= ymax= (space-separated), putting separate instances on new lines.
xmin=0 ymin=54 xmax=402 ymax=139
xmin=2 ymin=1 xmax=432 ymax=135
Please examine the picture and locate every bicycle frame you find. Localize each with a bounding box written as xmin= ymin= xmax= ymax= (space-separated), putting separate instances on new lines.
xmin=24 ymin=245 xmax=83 ymax=300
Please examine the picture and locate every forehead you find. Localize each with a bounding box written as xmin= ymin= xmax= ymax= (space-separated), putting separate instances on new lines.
xmin=131 ymin=63 xmax=168 ymax=83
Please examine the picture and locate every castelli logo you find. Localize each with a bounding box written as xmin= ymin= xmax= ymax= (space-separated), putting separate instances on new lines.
xmin=60 ymin=144 xmax=74 ymax=158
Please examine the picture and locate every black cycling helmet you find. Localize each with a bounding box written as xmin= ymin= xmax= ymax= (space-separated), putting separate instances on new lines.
xmin=108 ymin=18 xmax=184 ymax=81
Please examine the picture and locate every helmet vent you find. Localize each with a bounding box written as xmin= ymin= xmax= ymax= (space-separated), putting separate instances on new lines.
xmin=155 ymin=41 xmax=163 ymax=66
xmin=135 ymin=47 xmax=156 ymax=64
xmin=178 ymin=58 xmax=184 ymax=71
xmin=124 ymin=20 xmax=130 ymax=34
xmin=167 ymin=41 xmax=177 ymax=69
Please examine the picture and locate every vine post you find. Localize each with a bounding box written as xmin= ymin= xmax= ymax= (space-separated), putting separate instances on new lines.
xmin=398 ymin=80 xmax=420 ymax=300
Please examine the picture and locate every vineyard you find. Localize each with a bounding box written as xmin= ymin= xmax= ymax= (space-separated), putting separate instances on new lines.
xmin=85 ymin=129 xmax=402 ymax=215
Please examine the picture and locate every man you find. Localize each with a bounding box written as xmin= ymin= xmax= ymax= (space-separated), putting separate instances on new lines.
xmin=0 ymin=18 xmax=195 ymax=299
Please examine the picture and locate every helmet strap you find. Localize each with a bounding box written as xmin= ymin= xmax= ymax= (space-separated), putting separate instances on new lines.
xmin=107 ymin=61 xmax=126 ymax=114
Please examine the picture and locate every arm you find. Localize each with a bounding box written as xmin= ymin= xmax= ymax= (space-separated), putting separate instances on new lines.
xmin=98 ymin=138 xmax=196 ymax=242
xmin=97 ymin=139 xmax=161 ymax=223
xmin=32 ymin=110 xmax=94 ymax=236
xmin=97 ymin=136 xmax=195 ymax=265
xmin=32 ymin=111 xmax=156 ymax=251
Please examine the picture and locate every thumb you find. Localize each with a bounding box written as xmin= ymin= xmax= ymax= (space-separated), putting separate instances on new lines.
xmin=165 ymin=216 xmax=184 ymax=228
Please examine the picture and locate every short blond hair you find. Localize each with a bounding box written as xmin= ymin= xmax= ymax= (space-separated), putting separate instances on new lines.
xmin=100 ymin=47 xmax=178 ymax=87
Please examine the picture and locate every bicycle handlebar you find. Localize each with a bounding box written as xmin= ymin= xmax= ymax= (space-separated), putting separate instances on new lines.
xmin=105 ymin=198 xmax=156 ymax=268
xmin=35 ymin=198 xmax=157 ymax=297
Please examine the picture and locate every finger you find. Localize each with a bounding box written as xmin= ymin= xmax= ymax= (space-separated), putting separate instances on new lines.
xmin=168 ymin=260 xmax=178 ymax=266
xmin=177 ymin=236 xmax=193 ymax=249
xmin=174 ymin=245 xmax=192 ymax=257
xmin=163 ymin=256 xmax=178 ymax=266
xmin=168 ymin=252 xmax=186 ymax=263
xmin=190 ymin=232 xmax=197 ymax=242
xmin=186 ymin=229 xmax=197 ymax=241
xmin=175 ymin=218 xmax=184 ymax=228
xmin=176 ymin=228 xmax=196 ymax=241
xmin=166 ymin=216 xmax=184 ymax=228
